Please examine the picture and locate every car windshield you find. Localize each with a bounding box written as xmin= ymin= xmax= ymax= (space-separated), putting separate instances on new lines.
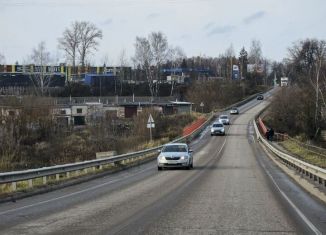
xmin=213 ymin=123 xmax=223 ymax=127
xmin=220 ymin=116 xmax=228 ymax=119
xmin=162 ymin=145 xmax=187 ymax=152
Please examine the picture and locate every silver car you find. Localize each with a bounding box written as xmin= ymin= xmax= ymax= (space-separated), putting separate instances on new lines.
xmin=230 ymin=107 xmax=239 ymax=115
xmin=157 ymin=143 xmax=193 ymax=170
xmin=218 ymin=115 xmax=230 ymax=125
xmin=211 ymin=122 xmax=225 ymax=136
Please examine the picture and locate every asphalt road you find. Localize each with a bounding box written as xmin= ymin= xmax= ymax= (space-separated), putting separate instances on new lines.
xmin=0 ymin=90 xmax=325 ymax=235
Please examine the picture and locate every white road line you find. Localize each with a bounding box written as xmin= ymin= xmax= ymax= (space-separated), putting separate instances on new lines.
xmin=213 ymin=126 xmax=229 ymax=157
xmin=0 ymin=166 xmax=154 ymax=216
xmin=262 ymin=163 xmax=321 ymax=235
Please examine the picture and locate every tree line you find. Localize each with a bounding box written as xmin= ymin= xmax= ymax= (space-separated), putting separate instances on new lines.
xmin=0 ymin=19 xmax=272 ymax=97
xmin=268 ymin=39 xmax=326 ymax=142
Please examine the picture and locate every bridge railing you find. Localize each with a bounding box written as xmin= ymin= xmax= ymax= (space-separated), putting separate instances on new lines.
xmin=253 ymin=118 xmax=326 ymax=187
xmin=0 ymin=91 xmax=263 ymax=192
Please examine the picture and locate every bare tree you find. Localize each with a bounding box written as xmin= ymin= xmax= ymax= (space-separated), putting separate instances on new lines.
xmin=78 ymin=21 xmax=103 ymax=67
xmin=101 ymin=53 xmax=111 ymax=67
xmin=249 ymin=39 xmax=262 ymax=66
xmin=239 ymin=47 xmax=248 ymax=79
xmin=225 ymin=44 xmax=235 ymax=79
xmin=133 ymin=31 xmax=170 ymax=98
xmin=58 ymin=21 xmax=81 ymax=69
xmin=169 ymin=46 xmax=186 ymax=95
xmin=150 ymin=32 xmax=169 ymax=96
xmin=133 ymin=36 xmax=155 ymax=97
xmin=0 ymin=52 xmax=5 ymax=64
xmin=288 ymin=39 xmax=326 ymax=139
xmin=169 ymin=46 xmax=186 ymax=66
xmin=118 ymin=48 xmax=129 ymax=94
xmin=28 ymin=41 xmax=53 ymax=96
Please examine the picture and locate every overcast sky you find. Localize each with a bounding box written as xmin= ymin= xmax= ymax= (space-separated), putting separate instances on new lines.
xmin=1 ymin=0 xmax=326 ymax=65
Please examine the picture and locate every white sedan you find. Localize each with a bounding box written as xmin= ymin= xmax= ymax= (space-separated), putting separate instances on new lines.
xmin=157 ymin=143 xmax=193 ymax=170
xmin=218 ymin=115 xmax=230 ymax=125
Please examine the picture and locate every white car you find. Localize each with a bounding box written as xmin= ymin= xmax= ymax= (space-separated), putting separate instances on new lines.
xmin=230 ymin=107 xmax=239 ymax=115
xmin=218 ymin=115 xmax=230 ymax=125
xmin=157 ymin=143 xmax=193 ymax=170
xmin=211 ymin=122 xmax=225 ymax=136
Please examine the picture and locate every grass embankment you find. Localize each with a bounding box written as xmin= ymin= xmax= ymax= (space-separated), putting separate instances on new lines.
xmin=280 ymin=140 xmax=326 ymax=168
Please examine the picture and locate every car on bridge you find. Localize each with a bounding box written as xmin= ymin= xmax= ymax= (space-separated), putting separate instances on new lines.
xmin=218 ymin=115 xmax=230 ymax=125
xmin=256 ymin=94 xmax=264 ymax=100
xmin=230 ymin=107 xmax=239 ymax=115
xmin=211 ymin=122 xmax=225 ymax=136
xmin=157 ymin=143 xmax=193 ymax=170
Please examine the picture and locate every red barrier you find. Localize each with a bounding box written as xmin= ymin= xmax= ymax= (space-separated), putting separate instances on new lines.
xmin=183 ymin=117 xmax=206 ymax=136
xmin=258 ymin=117 xmax=268 ymax=136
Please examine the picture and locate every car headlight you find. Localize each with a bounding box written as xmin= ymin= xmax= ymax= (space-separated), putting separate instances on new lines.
xmin=180 ymin=156 xmax=188 ymax=160
xmin=222 ymin=129 xmax=225 ymax=132
xmin=211 ymin=128 xmax=214 ymax=132
xmin=158 ymin=155 xmax=165 ymax=161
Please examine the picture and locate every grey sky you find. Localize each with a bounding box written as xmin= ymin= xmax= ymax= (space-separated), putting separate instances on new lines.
xmin=0 ymin=0 xmax=326 ymax=65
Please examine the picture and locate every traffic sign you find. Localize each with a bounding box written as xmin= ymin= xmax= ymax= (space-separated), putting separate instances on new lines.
xmin=147 ymin=123 xmax=155 ymax=128
xmin=147 ymin=114 xmax=155 ymax=142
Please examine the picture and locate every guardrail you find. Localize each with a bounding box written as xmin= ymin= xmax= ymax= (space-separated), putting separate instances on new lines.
xmin=0 ymin=110 xmax=217 ymax=192
xmin=253 ymin=119 xmax=326 ymax=187
xmin=0 ymin=91 xmax=265 ymax=192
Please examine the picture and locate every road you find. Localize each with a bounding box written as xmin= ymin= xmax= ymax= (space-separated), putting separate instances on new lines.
xmin=0 ymin=90 xmax=325 ymax=234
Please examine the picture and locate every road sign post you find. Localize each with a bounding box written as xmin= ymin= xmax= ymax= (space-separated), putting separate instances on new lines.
xmin=200 ymin=102 xmax=204 ymax=113
xmin=147 ymin=114 xmax=155 ymax=142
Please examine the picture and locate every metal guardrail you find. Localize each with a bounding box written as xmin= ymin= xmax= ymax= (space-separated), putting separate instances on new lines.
xmin=0 ymin=111 xmax=216 ymax=191
xmin=254 ymin=119 xmax=326 ymax=187
xmin=0 ymin=91 xmax=264 ymax=192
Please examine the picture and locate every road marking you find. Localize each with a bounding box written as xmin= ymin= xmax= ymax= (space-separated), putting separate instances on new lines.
xmin=261 ymin=163 xmax=322 ymax=235
xmin=0 ymin=166 xmax=154 ymax=216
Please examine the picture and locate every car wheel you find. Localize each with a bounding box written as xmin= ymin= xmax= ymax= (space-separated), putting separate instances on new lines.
xmin=190 ymin=162 xmax=193 ymax=168
xmin=158 ymin=166 xmax=162 ymax=171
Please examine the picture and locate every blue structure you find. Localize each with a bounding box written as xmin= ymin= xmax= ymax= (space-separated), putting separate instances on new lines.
xmin=161 ymin=68 xmax=212 ymax=75
xmin=232 ymin=65 xmax=240 ymax=80
xmin=84 ymin=73 xmax=116 ymax=86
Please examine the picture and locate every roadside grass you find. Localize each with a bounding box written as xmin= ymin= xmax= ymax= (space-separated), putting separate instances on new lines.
xmin=280 ymin=140 xmax=326 ymax=168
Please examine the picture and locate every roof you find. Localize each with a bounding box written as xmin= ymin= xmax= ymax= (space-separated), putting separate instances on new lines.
xmin=213 ymin=121 xmax=223 ymax=124
xmin=163 ymin=143 xmax=187 ymax=146
xmin=170 ymin=101 xmax=193 ymax=105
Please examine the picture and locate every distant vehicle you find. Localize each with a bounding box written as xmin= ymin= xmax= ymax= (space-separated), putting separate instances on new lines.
xmin=230 ymin=107 xmax=239 ymax=115
xmin=218 ymin=115 xmax=230 ymax=125
xmin=211 ymin=122 xmax=225 ymax=136
xmin=256 ymin=95 xmax=264 ymax=100
xmin=157 ymin=143 xmax=193 ymax=170
xmin=281 ymin=77 xmax=288 ymax=87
